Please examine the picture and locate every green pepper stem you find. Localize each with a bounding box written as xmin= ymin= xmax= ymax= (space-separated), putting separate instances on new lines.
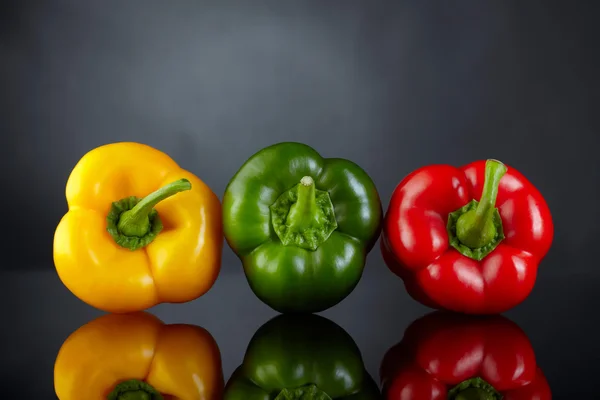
xmin=270 ymin=175 xmax=338 ymax=251
xmin=286 ymin=176 xmax=319 ymax=230
xmin=274 ymin=384 xmax=331 ymax=400
xmin=117 ymin=179 xmax=191 ymax=237
xmin=107 ymin=379 xmax=163 ymax=400
xmin=455 ymin=160 xmax=507 ymax=249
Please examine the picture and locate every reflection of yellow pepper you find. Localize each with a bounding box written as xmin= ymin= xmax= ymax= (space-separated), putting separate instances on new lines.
xmin=53 ymin=142 xmax=222 ymax=313
xmin=54 ymin=312 xmax=223 ymax=400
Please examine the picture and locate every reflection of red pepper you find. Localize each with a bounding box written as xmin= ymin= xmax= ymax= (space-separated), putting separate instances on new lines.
xmin=380 ymin=312 xmax=551 ymax=400
xmin=382 ymin=159 xmax=553 ymax=314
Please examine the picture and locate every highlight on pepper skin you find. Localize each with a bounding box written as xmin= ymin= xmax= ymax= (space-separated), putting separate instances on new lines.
xmin=223 ymin=141 xmax=383 ymax=313
xmin=224 ymin=313 xmax=381 ymax=399
xmin=54 ymin=312 xmax=224 ymax=400
xmin=53 ymin=142 xmax=223 ymax=313
xmin=381 ymin=159 xmax=554 ymax=314
xmin=380 ymin=311 xmax=552 ymax=400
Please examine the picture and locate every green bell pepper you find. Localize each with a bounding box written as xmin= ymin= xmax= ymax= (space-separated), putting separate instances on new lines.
xmin=223 ymin=314 xmax=381 ymax=400
xmin=223 ymin=142 xmax=382 ymax=313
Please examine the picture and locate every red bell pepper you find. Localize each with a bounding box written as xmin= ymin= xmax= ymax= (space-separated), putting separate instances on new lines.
xmin=382 ymin=159 xmax=553 ymax=314
xmin=380 ymin=312 xmax=552 ymax=400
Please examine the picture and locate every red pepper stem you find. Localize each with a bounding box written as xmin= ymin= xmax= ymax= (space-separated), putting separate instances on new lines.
xmin=117 ymin=179 xmax=191 ymax=237
xmin=474 ymin=159 xmax=506 ymax=223
xmin=448 ymin=377 xmax=501 ymax=400
xmin=455 ymin=160 xmax=507 ymax=249
xmin=454 ymin=388 xmax=488 ymax=400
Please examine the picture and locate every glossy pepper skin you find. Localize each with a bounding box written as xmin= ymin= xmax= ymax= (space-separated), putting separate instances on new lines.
xmin=53 ymin=142 xmax=223 ymax=313
xmin=54 ymin=312 xmax=223 ymax=400
xmin=380 ymin=312 xmax=551 ymax=400
xmin=224 ymin=314 xmax=381 ymax=400
xmin=223 ymin=142 xmax=382 ymax=313
xmin=382 ymin=159 xmax=553 ymax=314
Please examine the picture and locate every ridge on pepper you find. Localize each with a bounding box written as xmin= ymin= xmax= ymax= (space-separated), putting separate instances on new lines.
xmin=381 ymin=159 xmax=554 ymax=314
xmin=223 ymin=142 xmax=382 ymax=313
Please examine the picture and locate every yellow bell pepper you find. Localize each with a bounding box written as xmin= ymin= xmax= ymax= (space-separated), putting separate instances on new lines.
xmin=54 ymin=312 xmax=223 ymax=400
xmin=53 ymin=142 xmax=222 ymax=313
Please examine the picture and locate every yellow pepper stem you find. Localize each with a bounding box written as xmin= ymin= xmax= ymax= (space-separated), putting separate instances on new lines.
xmin=106 ymin=179 xmax=191 ymax=251
xmin=117 ymin=392 xmax=151 ymax=400
xmin=118 ymin=179 xmax=191 ymax=237
xmin=107 ymin=379 xmax=163 ymax=400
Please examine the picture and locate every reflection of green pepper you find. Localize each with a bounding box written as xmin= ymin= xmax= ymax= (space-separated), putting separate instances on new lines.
xmin=224 ymin=314 xmax=381 ymax=400
xmin=223 ymin=142 xmax=382 ymax=313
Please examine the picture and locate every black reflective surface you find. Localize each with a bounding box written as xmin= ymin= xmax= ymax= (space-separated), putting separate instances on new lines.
xmin=4 ymin=263 xmax=598 ymax=398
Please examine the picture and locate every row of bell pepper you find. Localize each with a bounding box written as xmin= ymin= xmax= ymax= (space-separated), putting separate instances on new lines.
xmin=53 ymin=141 xmax=553 ymax=315
xmin=54 ymin=311 xmax=551 ymax=399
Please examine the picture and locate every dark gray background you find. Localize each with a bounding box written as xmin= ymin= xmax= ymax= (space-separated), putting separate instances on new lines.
xmin=1 ymin=0 xmax=598 ymax=398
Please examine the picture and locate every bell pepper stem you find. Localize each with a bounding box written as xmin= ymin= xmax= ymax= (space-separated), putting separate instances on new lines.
xmin=454 ymin=388 xmax=489 ymax=400
xmin=270 ymin=176 xmax=338 ymax=251
xmin=117 ymin=392 xmax=152 ymax=400
xmin=274 ymin=383 xmax=332 ymax=400
xmin=107 ymin=379 xmax=163 ymax=400
xmin=286 ymin=176 xmax=319 ymax=230
xmin=474 ymin=159 xmax=506 ymax=223
xmin=456 ymin=160 xmax=507 ymax=249
xmin=448 ymin=377 xmax=502 ymax=400
xmin=117 ymin=179 xmax=191 ymax=237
